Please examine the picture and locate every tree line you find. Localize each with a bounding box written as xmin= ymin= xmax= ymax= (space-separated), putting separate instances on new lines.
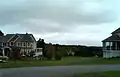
xmin=37 ymin=38 xmax=102 ymax=60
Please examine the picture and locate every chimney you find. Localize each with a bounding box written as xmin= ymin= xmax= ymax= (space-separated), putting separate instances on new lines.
xmin=26 ymin=32 xmax=28 ymax=35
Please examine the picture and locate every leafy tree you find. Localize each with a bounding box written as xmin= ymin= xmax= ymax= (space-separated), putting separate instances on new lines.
xmin=45 ymin=43 xmax=55 ymax=60
xmin=37 ymin=38 xmax=46 ymax=57
xmin=0 ymin=30 xmax=4 ymax=36
xmin=10 ymin=46 xmax=21 ymax=61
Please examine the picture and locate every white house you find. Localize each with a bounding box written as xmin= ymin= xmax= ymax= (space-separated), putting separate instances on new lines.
xmin=102 ymin=27 xmax=120 ymax=58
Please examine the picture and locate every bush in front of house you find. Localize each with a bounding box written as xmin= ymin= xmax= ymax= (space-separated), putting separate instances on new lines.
xmin=0 ymin=56 xmax=8 ymax=63
xmin=10 ymin=46 xmax=21 ymax=60
xmin=0 ymin=56 xmax=8 ymax=60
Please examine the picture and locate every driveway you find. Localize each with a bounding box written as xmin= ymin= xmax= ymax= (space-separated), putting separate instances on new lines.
xmin=1 ymin=65 xmax=120 ymax=77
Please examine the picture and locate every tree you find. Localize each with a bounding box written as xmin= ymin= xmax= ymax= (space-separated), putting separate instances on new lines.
xmin=10 ymin=46 xmax=21 ymax=61
xmin=37 ymin=38 xmax=46 ymax=57
xmin=55 ymin=51 xmax=62 ymax=60
xmin=46 ymin=43 xmax=55 ymax=60
xmin=0 ymin=30 xmax=4 ymax=36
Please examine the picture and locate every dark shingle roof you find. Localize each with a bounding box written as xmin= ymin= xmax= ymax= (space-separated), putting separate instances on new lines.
xmin=0 ymin=35 xmax=12 ymax=42
xmin=0 ymin=36 xmax=5 ymax=42
xmin=18 ymin=34 xmax=36 ymax=42
xmin=9 ymin=34 xmax=20 ymax=42
xmin=0 ymin=33 xmax=36 ymax=42
xmin=102 ymin=35 xmax=120 ymax=42
xmin=5 ymin=34 xmax=16 ymax=42
xmin=112 ymin=27 xmax=120 ymax=34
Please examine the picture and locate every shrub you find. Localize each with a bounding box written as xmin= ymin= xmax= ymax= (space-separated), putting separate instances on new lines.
xmin=0 ymin=56 xmax=8 ymax=60
xmin=10 ymin=46 xmax=21 ymax=60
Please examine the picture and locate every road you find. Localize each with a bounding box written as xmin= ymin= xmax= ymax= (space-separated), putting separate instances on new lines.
xmin=1 ymin=65 xmax=120 ymax=77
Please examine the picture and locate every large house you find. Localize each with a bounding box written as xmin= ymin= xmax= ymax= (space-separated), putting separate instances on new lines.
xmin=0 ymin=31 xmax=37 ymax=56
xmin=102 ymin=27 xmax=120 ymax=58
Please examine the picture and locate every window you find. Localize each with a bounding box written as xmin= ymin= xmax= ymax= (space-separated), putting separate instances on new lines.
xmin=7 ymin=42 xmax=9 ymax=46
xmin=18 ymin=43 xmax=20 ymax=46
xmin=28 ymin=42 xmax=30 ymax=47
xmin=20 ymin=42 xmax=23 ymax=46
xmin=1 ymin=43 xmax=3 ymax=46
xmin=24 ymin=42 xmax=25 ymax=46
xmin=4 ymin=43 xmax=6 ymax=46
xmin=17 ymin=42 xmax=21 ymax=46
xmin=30 ymin=43 xmax=33 ymax=47
xmin=105 ymin=42 xmax=109 ymax=47
xmin=11 ymin=42 xmax=14 ymax=46
xmin=105 ymin=42 xmax=112 ymax=50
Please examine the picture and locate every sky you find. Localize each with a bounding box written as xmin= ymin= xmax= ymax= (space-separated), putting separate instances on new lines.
xmin=0 ymin=0 xmax=120 ymax=46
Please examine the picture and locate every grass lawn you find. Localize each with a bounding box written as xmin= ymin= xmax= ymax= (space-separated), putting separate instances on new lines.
xmin=70 ymin=71 xmax=120 ymax=77
xmin=1 ymin=57 xmax=120 ymax=68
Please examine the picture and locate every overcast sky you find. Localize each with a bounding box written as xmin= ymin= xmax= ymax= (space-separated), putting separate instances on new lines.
xmin=0 ymin=0 xmax=120 ymax=46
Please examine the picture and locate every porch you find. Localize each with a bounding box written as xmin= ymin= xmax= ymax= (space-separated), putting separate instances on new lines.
xmin=103 ymin=41 xmax=120 ymax=58
xmin=0 ymin=47 xmax=11 ymax=57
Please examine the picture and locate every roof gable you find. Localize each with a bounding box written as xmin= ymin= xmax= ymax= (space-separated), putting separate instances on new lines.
xmin=102 ymin=35 xmax=120 ymax=42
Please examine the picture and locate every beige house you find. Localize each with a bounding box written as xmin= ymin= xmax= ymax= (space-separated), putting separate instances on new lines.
xmin=0 ymin=33 xmax=37 ymax=56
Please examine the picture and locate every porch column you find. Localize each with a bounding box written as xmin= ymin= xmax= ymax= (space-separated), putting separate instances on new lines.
xmin=2 ymin=48 xmax=5 ymax=56
xmin=109 ymin=42 xmax=112 ymax=58
xmin=103 ymin=42 xmax=106 ymax=50
xmin=116 ymin=42 xmax=117 ymax=50
xmin=109 ymin=42 xmax=112 ymax=50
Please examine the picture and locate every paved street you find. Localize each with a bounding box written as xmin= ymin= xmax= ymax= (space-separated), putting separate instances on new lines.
xmin=1 ymin=65 xmax=120 ymax=77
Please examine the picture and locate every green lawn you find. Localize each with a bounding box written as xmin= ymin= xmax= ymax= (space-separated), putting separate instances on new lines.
xmin=70 ymin=71 xmax=120 ymax=77
xmin=1 ymin=57 xmax=120 ymax=68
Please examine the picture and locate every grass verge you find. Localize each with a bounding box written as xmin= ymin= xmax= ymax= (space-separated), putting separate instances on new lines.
xmin=1 ymin=57 xmax=120 ymax=68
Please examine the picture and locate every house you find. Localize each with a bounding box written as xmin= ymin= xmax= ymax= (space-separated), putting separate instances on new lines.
xmin=102 ymin=27 xmax=120 ymax=58
xmin=0 ymin=32 xmax=37 ymax=57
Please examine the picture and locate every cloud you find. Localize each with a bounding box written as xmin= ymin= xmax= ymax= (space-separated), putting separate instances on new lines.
xmin=0 ymin=0 xmax=119 ymax=46
xmin=0 ymin=0 xmax=117 ymax=26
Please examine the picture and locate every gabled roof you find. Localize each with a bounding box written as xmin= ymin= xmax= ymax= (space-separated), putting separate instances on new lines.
xmin=102 ymin=35 xmax=120 ymax=42
xmin=112 ymin=27 xmax=120 ymax=34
